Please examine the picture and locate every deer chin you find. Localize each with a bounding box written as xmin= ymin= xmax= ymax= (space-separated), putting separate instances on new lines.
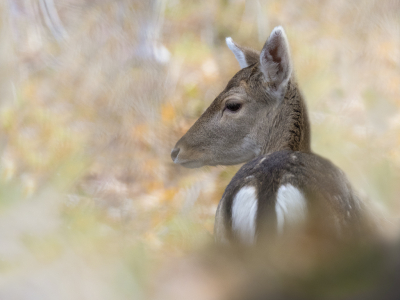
xmin=179 ymin=160 xmax=206 ymax=169
xmin=175 ymin=154 xmax=225 ymax=168
xmin=181 ymin=155 xmax=253 ymax=168
xmin=172 ymin=136 xmax=261 ymax=168
xmin=176 ymin=149 xmax=259 ymax=168
xmin=173 ymin=153 xmax=206 ymax=168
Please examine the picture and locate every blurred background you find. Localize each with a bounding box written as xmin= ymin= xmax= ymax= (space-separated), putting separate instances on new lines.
xmin=0 ymin=0 xmax=399 ymax=299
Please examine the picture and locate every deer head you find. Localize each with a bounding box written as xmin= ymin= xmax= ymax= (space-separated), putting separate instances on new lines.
xmin=171 ymin=26 xmax=310 ymax=168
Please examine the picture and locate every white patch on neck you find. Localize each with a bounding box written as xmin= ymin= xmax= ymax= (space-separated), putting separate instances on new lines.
xmin=275 ymin=184 xmax=307 ymax=235
xmin=226 ymin=37 xmax=248 ymax=69
xmin=241 ymin=136 xmax=261 ymax=160
xmin=231 ymin=186 xmax=258 ymax=244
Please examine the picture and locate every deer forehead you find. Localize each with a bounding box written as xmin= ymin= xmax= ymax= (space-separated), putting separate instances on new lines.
xmin=222 ymin=84 xmax=246 ymax=98
xmin=219 ymin=84 xmax=269 ymax=108
xmin=225 ymin=63 xmax=260 ymax=85
xmin=210 ymin=85 xmax=251 ymax=109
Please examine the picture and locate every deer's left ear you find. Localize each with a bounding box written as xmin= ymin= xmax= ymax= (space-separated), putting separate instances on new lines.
xmin=226 ymin=37 xmax=260 ymax=69
xmin=260 ymin=26 xmax=292 ymax=94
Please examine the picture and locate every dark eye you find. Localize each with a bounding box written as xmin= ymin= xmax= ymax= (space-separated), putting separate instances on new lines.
xmin=225 ymin=102 xmax=242 ymax=112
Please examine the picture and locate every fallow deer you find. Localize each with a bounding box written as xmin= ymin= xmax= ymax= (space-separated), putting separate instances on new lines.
xmin=171 ymin=26 xmax=370 ymax=245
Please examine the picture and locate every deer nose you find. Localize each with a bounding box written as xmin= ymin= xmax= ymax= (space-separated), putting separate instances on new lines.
xmin=171 ymin=148 xmax=180 ymax=162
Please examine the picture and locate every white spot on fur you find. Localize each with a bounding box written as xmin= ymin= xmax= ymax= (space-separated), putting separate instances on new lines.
xmin=245 ymin=175 xmax=254 ymax=180
xmin=226 ymin=37 xmax=248 ymax=69
xmin=232 ymin=186 xmax=258 ymax=244
xmin=241 ymin=136 xmax=261 ymax=160
xmin=275 ymin=184 xmax=307 ymax=235
xmin=258 ymin=157 xmax=267 ymax=165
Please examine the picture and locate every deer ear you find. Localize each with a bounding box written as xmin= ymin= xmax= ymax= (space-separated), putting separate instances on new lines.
xmin=226 ymin=37 xmax=259 ymax=69
xmin=260 ymin=26 xmax=292 ymax=93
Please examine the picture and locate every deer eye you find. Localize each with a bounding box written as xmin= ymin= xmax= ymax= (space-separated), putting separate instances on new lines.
xmin=225 ymin=102 xmax=242 ymax=112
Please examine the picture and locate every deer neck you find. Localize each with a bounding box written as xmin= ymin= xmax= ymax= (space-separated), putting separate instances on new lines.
xmin=261 ymin=79 xmax=311 ymax=155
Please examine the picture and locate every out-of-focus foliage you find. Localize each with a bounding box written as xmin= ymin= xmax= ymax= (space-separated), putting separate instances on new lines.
xmin=0 ymin=0 xmax=399 ymax=299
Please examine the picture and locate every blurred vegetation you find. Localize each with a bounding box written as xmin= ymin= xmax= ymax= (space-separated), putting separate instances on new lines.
xmin=0 ymin=0 xmax=399 ymax=299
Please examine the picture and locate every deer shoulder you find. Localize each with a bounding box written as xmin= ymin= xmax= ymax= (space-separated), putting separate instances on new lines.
xmin=172 ymin=26 xmax=372 ymax=245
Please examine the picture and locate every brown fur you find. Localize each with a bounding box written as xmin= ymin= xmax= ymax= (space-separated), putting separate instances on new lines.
xmin=172 ymin=27 xmax=374 ymax=244
xmin=172 ymin=64 xmax=310 ymax=167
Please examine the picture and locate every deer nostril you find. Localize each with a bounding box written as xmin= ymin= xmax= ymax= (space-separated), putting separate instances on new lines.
xmin=171 ymin=148 xmax=180 ymax=162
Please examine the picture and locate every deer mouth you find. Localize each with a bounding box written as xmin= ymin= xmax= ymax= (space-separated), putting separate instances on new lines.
xmin=173 ymin=156 xmax=205 ymax=168
xmin=171 ymin=147 xmax=206 ymax=168
xmin=179 ymin=160 xmax=205 ymax=168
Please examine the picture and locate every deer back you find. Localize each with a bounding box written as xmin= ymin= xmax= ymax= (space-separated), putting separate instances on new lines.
xmin=215 ymin=151 xmax=367 ymax=244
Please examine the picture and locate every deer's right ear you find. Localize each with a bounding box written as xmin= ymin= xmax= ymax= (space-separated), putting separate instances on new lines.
xmin=226 ymin=37 xmax=259 ymax=69
xmin=259 ymin=26 xmax=292 ymax=95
